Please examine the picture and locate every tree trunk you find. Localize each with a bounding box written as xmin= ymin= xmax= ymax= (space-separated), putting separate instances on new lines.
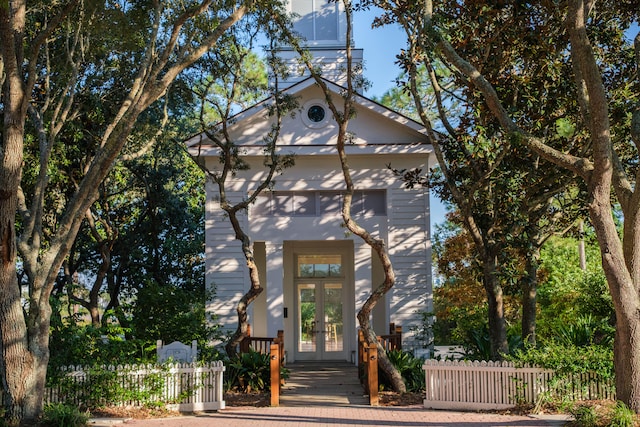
xmin=357 ymin=301 xmax=406 ymax=393
xmin=225 ymin=285 xmax=263 ymax=358
xmin=482 ymin=253 xmax=508 ymax=359
xmin=0 ymin=238 xmax=43 ymax=425
xmin=521 ymin=247 xmax=540 ymax=346
xmin=614 ymin=311 xmax=640 ymax=411
xmin=590 ymin=196 xmax=640 ymax=411
xmin=0 ymin=91 xmax=45 ymax=425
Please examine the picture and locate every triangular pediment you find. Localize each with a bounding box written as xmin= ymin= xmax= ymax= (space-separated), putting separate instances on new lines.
xmin=186 ymin=77 xmax=431 ymax=157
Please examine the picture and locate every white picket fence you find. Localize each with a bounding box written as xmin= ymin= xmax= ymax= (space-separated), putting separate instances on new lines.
xmin=45 ymin=362 xmax=226 ymax=412
xmin=423 ymin=360 xmax=615 ymax=410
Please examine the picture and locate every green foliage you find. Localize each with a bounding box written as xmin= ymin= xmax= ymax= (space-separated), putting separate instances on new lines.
xmin=510 ymin=342 xmax=615 ymax=412
xmin=128 ymin=280 xmax=220 ymax=349
xmin=458 ymin=326 xmax=523 ymax=361
xmin=48 ymin=321 xmax=155 ymax=368
xmin=510 ymin=343 xmax=614 ymax=379
xmin=561 ymin=401 xmax=639 ymax=427
xmin=537 ymin=237 xmax=610 ymax=343
xmin=572 ymin=405 xmax=600 ymax=427
xmin=225 ymin=350 xmax=271 ymax=393
xmin=555 ymin=117 xmax=576 ymax=139
xmin=556 ymin=314 xmax=614 ymax=347
xmin=384 ymin=350 xmax=425 ymax=392
xmin=41 ymin=403 xmax=90 ymax=427
xmin=609 ymin=401 xmax=637 ymax=427
xmin=46 ymin=365 xmax=169 ymax=410
xmin=409 ymin=311 xmax=434 ymax=349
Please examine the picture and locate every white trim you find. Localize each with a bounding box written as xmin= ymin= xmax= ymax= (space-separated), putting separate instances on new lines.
xmin=301 ymin=99 xmax=330 ymax=129
xmin=184 ymin=76 xmax=431 ymax=152
xmin=191 ymin=143 xmax=432 ymax=157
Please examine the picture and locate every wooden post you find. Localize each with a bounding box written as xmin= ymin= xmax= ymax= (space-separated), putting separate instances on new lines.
xmin=270 ymin=343 xmax=280 ymax=407
xmin=276 ymin=330 xmax=285 ymax=386
xmin=358 ymin=329 xmax=365 ymax=369
xmin=367 ymin=343 xmax=379 ymax=406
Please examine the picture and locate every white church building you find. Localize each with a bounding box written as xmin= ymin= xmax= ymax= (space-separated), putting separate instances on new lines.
xmin=187 ymin=0 xmax=434 ymax=362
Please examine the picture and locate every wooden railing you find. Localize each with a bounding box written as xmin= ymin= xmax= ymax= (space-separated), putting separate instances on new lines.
xmin=358 ymin=323 xmax=403 ymax=406
xmin=240 ymin=325 xmax=284 ymax=355
xmin=239 ymin=326 xmax=284 ymax=406
xmin=378 ymin=323 xmax=403 ymax=351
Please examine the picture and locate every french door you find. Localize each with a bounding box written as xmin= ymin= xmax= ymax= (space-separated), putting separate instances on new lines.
xmin=296 ymin=281 xmax=344 ymax=360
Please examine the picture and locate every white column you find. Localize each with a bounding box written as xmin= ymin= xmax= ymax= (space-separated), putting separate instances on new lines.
xmin=266 ymin=241 xmax=284 ymax=337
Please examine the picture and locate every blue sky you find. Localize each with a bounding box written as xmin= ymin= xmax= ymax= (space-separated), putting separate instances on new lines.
xmin=352 ymin=8 xmax=405 ymax=98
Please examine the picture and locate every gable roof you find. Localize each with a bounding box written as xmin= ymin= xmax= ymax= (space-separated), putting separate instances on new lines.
xmin=186 ymin=76 xmax=432 ymax=157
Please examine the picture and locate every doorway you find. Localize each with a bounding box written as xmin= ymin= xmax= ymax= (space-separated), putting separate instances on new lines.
xmin=295 ymin=254 xmax=346 ymax=360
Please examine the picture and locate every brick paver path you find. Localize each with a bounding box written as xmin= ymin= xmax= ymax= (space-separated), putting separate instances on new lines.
xmin=122 ymin=406 xmax=566 ymax=427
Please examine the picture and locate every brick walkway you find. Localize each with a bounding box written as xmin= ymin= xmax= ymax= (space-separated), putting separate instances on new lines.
xmin=119 ymin=406 xmax=569 ymax=427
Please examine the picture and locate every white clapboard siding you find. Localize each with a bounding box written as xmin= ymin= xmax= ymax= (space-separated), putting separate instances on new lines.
xmin=423 ymin=360 xmax=615 ymax=410
xmin=206 ymin=191 xmax=249 ymax=330
xmin=388 ymin=187 xmax=431 ymax=344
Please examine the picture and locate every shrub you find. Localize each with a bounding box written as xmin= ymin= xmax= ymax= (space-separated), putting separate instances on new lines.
xmin=41 ymin=403 xmax=90 ymax=427
xmin=609 ymin=401 xmax=637 ymax=427
xmin=509 ymin=343 xmax=615 ymax=410
xmin=571 ymin=405 xmax=599 ymax=427
xmin=556 ymin=314 xmax=614 ymax=347
xmin=225 ymin=350 xmax=271 ymax=393
xmin=509 ymin=342 xmax=614 ymax=379
xmin=384 ymin=350 xmax=425 ymax=393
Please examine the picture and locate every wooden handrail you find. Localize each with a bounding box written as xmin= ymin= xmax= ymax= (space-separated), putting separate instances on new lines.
xmin=238 ymin=326 xmax=285 ymax=406
xmin=358 ymin=323 xmax=402 ymax=406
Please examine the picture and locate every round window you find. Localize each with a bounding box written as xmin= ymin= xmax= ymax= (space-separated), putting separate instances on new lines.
xmin=307 ymin=105 xmax=326 ymax=123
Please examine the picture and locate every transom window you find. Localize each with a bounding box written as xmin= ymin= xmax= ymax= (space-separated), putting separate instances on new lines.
xmin=297 ymin=254 xmax=343 ymax=278
xmin=252 ymin=190 xmax=386 ymax=217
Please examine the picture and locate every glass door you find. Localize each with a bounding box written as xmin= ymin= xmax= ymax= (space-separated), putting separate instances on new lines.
xmin=295 ymin=254 xmax=345 ymax=360
xmin=297 ymin=282 xmax=344 ymax=359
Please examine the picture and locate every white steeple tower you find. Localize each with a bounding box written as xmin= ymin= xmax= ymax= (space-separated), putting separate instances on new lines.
xmin=273 ymin=0 xmax=364 ymax=91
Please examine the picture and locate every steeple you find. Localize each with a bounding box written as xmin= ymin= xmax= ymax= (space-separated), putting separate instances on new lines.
xmin=272 ymin=0 xmax=363 ymax=91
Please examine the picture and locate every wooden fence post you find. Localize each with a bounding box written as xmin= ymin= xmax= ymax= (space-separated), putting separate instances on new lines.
xmin=358 ymin=329 xmax=365 ymax=369
xmin=276 ymin=330 xmax=285 ymax=385
xmin=367 ymin=343 xmax=379 ymax=406
xmin=270 ymin=343 xmax=280 ymax=407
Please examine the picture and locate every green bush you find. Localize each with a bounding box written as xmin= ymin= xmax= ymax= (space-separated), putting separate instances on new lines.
xmin=383 ymin=350 xmax=425 ymax=393
xmin=509 ymin=342 xmax=614 ymax=410
xmin=571 ymin=405 xmax=599 ymax=427
xmin=509 ymin=342 xmax=614 ymax=379
xmin=41 ymin=403 xmax=90 ymax=427
xmin=225 ymin=350 xmax=271 ymax=393
xmin=609 ymin=401 xmax=636 ymax=427
xmin=556 ymin=314 xmax=614 ymax=347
